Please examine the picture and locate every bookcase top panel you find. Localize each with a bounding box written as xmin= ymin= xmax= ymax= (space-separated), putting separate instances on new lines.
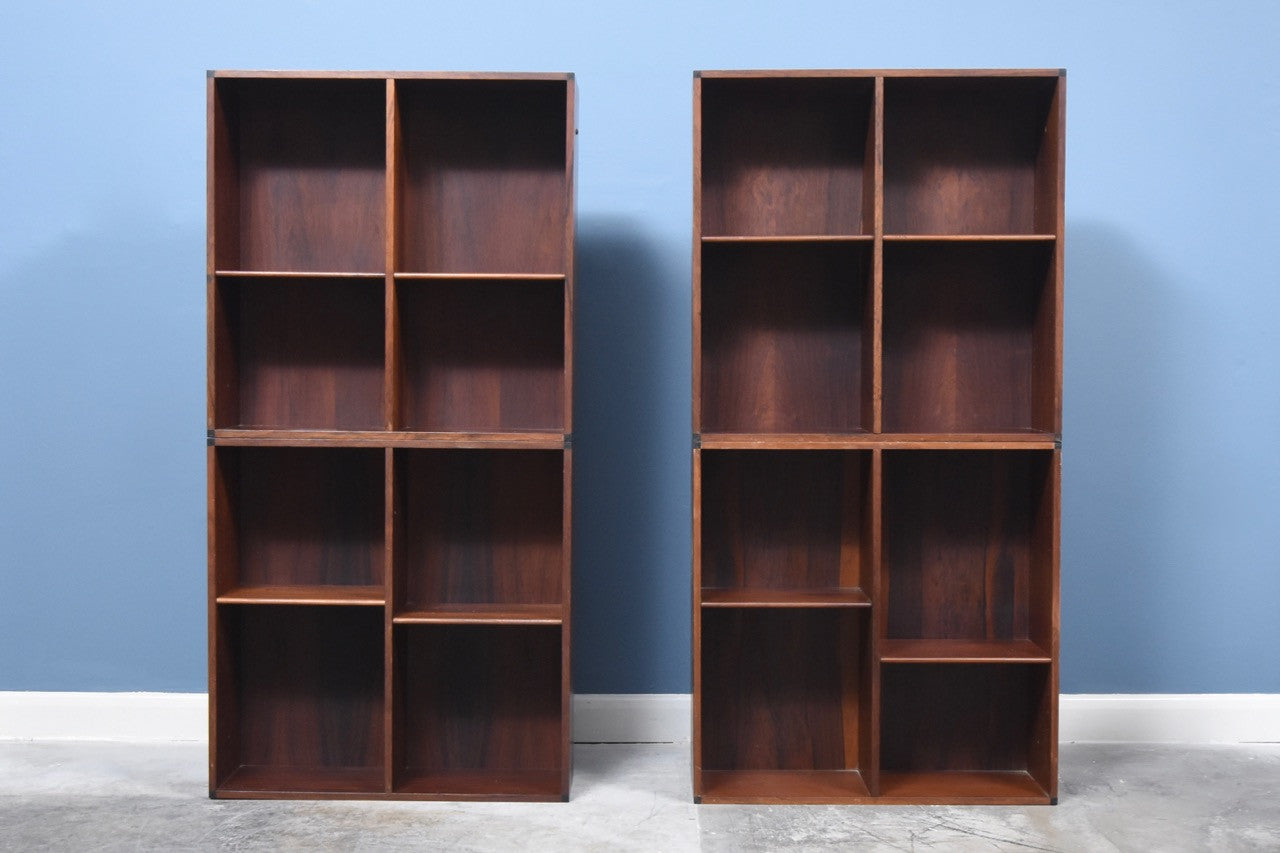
xmin=697 ymin=69 xmax=1063 ymax=79
xmin=210 ymin=70 xmax=573 ymax=81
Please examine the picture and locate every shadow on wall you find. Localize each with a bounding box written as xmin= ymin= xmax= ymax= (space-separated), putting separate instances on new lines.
xmin=572 ymin=215 xmax=691 ymax=694
xmin=0 ymin=215 xmax=205 ymax=689
xmin=1062 ymin=219 xmax=1190 ymax=692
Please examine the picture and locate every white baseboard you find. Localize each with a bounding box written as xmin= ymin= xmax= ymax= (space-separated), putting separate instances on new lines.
xmin=2 ymin=692 xmax=1277 ymax=744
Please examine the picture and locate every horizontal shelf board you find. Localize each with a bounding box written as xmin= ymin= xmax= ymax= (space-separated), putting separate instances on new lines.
xmin=697 ymin=69 xmax=1063 ymax=79
xmin=211 ymin=429 xmax=566 ymax=449
xmin=214 ymin=270 xmax=385 ymax=279
xmin=393 ymin=272 xmax=566 ymax=281
xmin=702 ymin=235 xmax=873 ymax=244
xmin=878 ymin=770 xmax=1049 ymax=803
xmin=395 ymin=769 xmax=563 ymax=800
xmin=882 ymin=234 xmax=1056 ymax=243
xmin=699 ymin=769 xmax=869 ymax=803
xmin=216 ymin=585 xmax=385 ymax=607
xmin=701 ymin=588 xmax=870 ymax=608
xmin=393 ymin=604 xmax=563 ymax=625
xmin=698 ymin=432 xmax=1056 ymax=450
xmin=880 ymin=639 xmax=1051 ymax=663
xmin=217 ymin=765 xmax=384 ymax=796
xmin=212 ymin=70 xmax=574 ymax=82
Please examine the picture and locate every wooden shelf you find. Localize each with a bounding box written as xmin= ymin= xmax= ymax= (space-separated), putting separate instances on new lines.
xmin=210 ymin=72 xmax=575 ymax=802
xmin=694 ymin=69 xmax=1063 ymax=805
xmin=217 ymin=585 xmax=384 ymax=607
xmin=698 ymin=770 xmax=870 ymax=804
xmin=394 ymin=604 xmax=562 ymax=625
xmin=879 ymin=771 xmax=1048 ymax=803
xmin=880 ymin=639 xmax=1051 ymax=664
xmin=216 ymin=765 xmax=385 ymax=797
xmin=702 ymin=588 xmax=870 ymax=608
xmin=394 ymin=770 xmax=563 ymax=801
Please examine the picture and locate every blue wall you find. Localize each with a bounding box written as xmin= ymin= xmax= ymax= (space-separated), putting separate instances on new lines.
xmin=1 ymin=1 xmax=1277 ymax=693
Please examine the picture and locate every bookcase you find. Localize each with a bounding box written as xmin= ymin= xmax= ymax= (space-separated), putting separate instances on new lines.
xmin=207 ymin=71 xmax=575 ymax=801
xmin=693 ymin=69 xmax=1063 ymax=805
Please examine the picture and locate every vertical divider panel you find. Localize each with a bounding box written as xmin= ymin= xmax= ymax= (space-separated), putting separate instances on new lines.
xmin=691 ymin=447 xmax=703 ymax=796
xmin=385 ymin=79 xmax=401 ymax=431
xmin=870 ymin=77 xmax=885 ymax=435
xmin=691 ymin=75 xmax=703 ymax=435
xmin=383 ymin=446 xmax=396 ymax=792
xmin=866 ymin=447 xmax=883 ymax=794
xmin=561 ymin=448 xmax=574 ymax=795
xmin=564 ymin=78 xmax=577 ymax=436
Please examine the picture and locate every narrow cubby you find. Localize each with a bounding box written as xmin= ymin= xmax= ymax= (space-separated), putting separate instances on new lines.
xmin=699 ymin=609 xmax=871 ymax=802
xmin=211 ymin=276 xmax=385 ymax=431
xmin=884 ymin=75 xmax=1061 ymax=236
xmin=392 ymin=449 xmax=563 ymax=620
xmin=880 ymin=663 xmax=1053 ymax=801
xmin=393 ymin=624 xmax=564 ymax=799
xmin=700 ymin=450 xmax=870 ymax=605
xmin=394 ymin=279 xmax=565 ymax=433
xmin=882 ymin=241 xmax=1056 ymax=434
xmin=700 ymin=76 xmax=874 ymax=237
xmin=395 ymin=79 xmax=568 ymax=274
xmin=882 ymin=450 xmax=1054 ymax=659
xmin=210 ymin=78 xmax=386 ymax=273
xmin=213 ymin=605 xmax=385 ymax=795
xmin=211 ymin=446 xmax=385 ymax=602
xmin=700 ymin=241 xmax=871 ymax=434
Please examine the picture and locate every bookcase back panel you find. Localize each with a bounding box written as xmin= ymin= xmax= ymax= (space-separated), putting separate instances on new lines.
xmin=884 ymin=451 xmax=1051 ymax=642
xmin=220 ymin=79 xmax=386 ymax=272
xmin=701 ymin=451 xmax=867 ymax=592
xmin=701 ymin=242 xmax=868 ymax=433
xmin=701 ymin=609 xmax=864 ymax=771
xmin=398 ymin=81 xmax=567 ymax=274
xmin=883 ymin=77 xmax=1057 ymax=236
xmin=397 ymin=625 xmax=562 ymax=774
xmin=226 ymin=447 xmax=384 ymax=589
xmin=224 ymin=278 xmax=385 ymax=430
xmin=883 ymin=243 xmax=1051 ymax=433
xmin=223 ymin=606 xmax=384 ymax=775
xmin=701 ymin=77 xmax=873 ymax=237
xmin=399 ymin=450 xmax=563 ymax=608
xmin=398 ymin=280 xmax=564 ymax=432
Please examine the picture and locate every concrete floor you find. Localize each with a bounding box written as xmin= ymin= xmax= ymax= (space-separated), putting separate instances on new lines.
xmin=1 ymin=742 xmax=1278 ymax=851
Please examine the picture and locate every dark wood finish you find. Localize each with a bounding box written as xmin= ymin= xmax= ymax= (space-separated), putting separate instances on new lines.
xmin=213 ymin=606 xmax=384 ymax=794
xmin=209 ymin=72 xmax=574 ymax=802
xmin=694 ymin=70 xmax=1062 ymax=805
xmin=882 ymin=242 xmax=1054 ymax=433
xmin=701 ymin=77 xmax=873 ymax=237
xmin=396 ymin=279 xmax=564 ymax=432
xmin=394 ymin=449 xmax=562 ymax=611
xmin=395 ymin=80 xmax=567 ymax=274
xmin=701 ymin=451 xmax=870 ymax=594
xmin=214 ymin=447 xmax=384 ymax=591
xmin=881 ymin=664 xmax=1053 ymax=792
xmin=211 ymin=79 xmax=385 ymax=272
xmin=394 ymin=625 xmax=562 ymax=799
xmin=883 ymin=76 xmax=1059 ymax=235
xmin=213 ymin=277 xmax=385 ymax=430
xmin=700 ymin=609 xmax=869 ymax=776
xmin=701 ymin=242 xmax=870 ymax=433
xmin=883 ymin=451 xmax=1052 ymax=646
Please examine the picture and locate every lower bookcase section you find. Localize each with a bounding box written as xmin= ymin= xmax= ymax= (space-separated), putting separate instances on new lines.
xmin=392 ymin=624 xmax=566 ymax=801
xmin=879 ymin=663 xmax=1054 ymax=803
xmin=212 ymin=606 xmax=385 ymax=796
xmin=698 ymin=608 xmax=871 ymax=802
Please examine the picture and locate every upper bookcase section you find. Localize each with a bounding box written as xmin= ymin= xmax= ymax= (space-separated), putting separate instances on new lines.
xmin=394 ymin=79 xmax=570 ymax=275
xmin=700 ymin=76 xmax=874 ymax=238
xmin=211 ymin=78 xmax=387 ymax=274
xmin=884 ymin=75 xmax=1061 ymax=236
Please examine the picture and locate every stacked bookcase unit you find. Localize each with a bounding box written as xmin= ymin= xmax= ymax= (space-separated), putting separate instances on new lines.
xmin=693 ymin=69 xmax=1063 ymax=804
xmin=208 ymin=71 xmax=575 ymax=801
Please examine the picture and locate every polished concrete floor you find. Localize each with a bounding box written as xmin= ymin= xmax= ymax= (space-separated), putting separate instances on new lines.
xmin=1 ymin=741 xmax=1278 ymax=851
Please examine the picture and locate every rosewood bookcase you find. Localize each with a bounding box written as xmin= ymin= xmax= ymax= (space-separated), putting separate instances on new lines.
xmin=693 ymin=69 xmax=1064 ymax=804
xmin=207 ymin=71 xmax=576 ymax=801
